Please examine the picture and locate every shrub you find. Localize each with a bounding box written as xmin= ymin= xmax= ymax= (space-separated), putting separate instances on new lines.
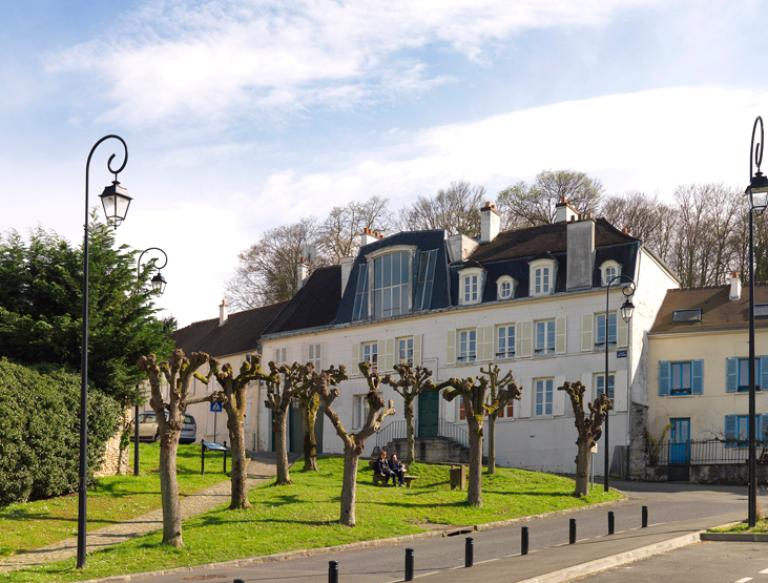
xmin=0 ymin=358 xmax=120 ymax=506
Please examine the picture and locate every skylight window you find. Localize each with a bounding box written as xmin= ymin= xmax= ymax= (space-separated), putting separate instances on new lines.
xmin=672 ymin=309 xmax=702 ymax=323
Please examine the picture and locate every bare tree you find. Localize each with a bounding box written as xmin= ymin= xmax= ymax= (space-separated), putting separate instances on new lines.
xmin=291 ymin=362 xmax=323 ymax=471
xmin=400 ymin=181 xmax=485 ymax=237
xmin=479 ymin=364 xmax=522 ymax=475
xmin=226 ymin=218 xmax=322 ymax=310
xmin=383 ymin=363 xmax=435 ymax=463
xmin=496 ymin=170 xmax=603 ymax=227
xmin=319 ymin=196 xmax=392 ymax=262
xmin=316 ymin=362 xmax=394 ymax=526
xmin=202 ymin=354 xmax=267 ymax=509
xmin=137 ymin=349 xmax=214 ymax=547
xmin=558 ymin=381 xmax=611 ymax=496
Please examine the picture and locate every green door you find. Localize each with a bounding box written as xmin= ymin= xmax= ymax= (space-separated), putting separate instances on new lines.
xmin=418 ymin=390 xmax=439 ymax=438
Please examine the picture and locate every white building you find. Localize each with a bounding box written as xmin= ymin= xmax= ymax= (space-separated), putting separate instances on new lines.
xmin=257 ymin=201 xmax=679 ymax=476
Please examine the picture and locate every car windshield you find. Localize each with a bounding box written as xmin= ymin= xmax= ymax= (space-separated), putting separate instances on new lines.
xmin=139 ymin=413 xmax=156 ymax=422
xmin=183 ymin=415 xmax=195 ymax=424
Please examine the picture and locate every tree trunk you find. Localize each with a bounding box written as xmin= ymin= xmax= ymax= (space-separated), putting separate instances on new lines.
xmin=487 ymin=413 xmax=497 ymax=475
xmin=404 ymin=399 xmax=416 ymax=463
xmin=274 ymin=410 xmax=292 ymax=485
xmin=302 ymin=399 xmax=319 ymax=471
xmin=339 ymin=445 xmax=360 ymax=526
xmin=159 ymin=430 xmax=183 ymax=547
xmin=574 ymin=440 xmax=591 ymax=497
xmin=228 ymin=413 xmax=250 ymax=509
xmin=467 ymin=419 xmax=483 ymax=507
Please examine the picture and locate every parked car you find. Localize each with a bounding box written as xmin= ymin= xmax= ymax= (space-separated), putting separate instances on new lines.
xmin=131 ymin=412 xmax=197 ymax=444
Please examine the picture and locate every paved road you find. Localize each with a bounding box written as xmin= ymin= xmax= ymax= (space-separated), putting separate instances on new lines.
xmin=128 ymin=481 xmax=747 ymax=583
xmin=581 ymin=541 xmax=768 ymax=583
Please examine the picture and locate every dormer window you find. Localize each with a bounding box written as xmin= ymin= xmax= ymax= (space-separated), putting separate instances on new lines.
xmin=600 ymin=260 xmax=622 ymax=286
xmin=529 ymin=258 xmax=555 ymax=296
xmin=497 ymin=276 xmax=515 ymax=300
xmin=369 ymin=247 xmax=414 ymax=319
xmin=460 ymin=267 xmax=484 ymax=306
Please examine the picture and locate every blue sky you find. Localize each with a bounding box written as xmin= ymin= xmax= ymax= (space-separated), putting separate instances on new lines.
xmin=1 ymin=0 xmax=767 ymax=325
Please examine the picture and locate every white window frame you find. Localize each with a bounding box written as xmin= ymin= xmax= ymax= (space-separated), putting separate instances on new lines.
xmin=600 ymin=260 xmax=622 ymax=286
xmin=459 ymin=267 xmax=484 ymax=306
xmin=367 ymin=245 xmax=416 ymax=319
xmin=529 ymin=258 xmax=556 ymax=296
xmin=397 ymin=336 xmax=414 ymax=365
xmin=595 ymin=312 xmax=617 ymax=347
xmin=534 ymin=378 xmax=554 ymax=416
xmin=594 ymin=372 xmax=616 ymax=400
xmin=534 ymin=319 xmax=556 ymax=355
xmin=361 ymin=341 xmax=378 ymax=370
xmin=308 ymin=343 xmax=322 ymax=370
xmin=457 ymin=329 xmax=477 ymax=363
xmin=352 ymin=394 xmax=370 ymax=429
xmin=495 ymin=324 xmax=516 ymax=359
xmin=496 ymin=275 xmax=515 ymax=300
xmin=274 ymin=347 xmax=287 ymax=364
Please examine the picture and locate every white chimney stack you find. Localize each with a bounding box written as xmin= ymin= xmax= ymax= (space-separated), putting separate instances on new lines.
xmin=555 ymin=195 xmax=578 ymax=223
xmin=480 ymin=202 xmax=501 ymax=243
xmin=218 ymin=298 xmax=228 ymax=326
xmin=360 ymin=227 xmax=383 ymax=246
xmin=340 ymin=256 xmax=355 ymax=297
xmin=729 ymin=271 xmax=742 ymax=301
xmin=296 ymin=260 xmax=309 ymax=291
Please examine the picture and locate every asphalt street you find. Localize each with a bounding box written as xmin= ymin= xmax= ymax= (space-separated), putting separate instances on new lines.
xmin=125 ymin=481 xmax=747 ymax=583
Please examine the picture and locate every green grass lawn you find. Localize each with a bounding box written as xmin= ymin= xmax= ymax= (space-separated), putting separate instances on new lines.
xmin=708 ymin=518 xmax=768 ymax=534
xmin=6 ymin=457 xmax=622 ymax=582
xmin=0 ymin=443 xmax=228 ymax=558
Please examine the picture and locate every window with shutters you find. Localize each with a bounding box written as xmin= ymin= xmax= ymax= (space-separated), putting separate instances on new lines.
xmin=595 ymin=313 xmax=617 ymax=347
xmin=534 ymin=320 xmax=555 ymax=355
xmin=671 ymin=361 xmax=692 ymax=395
xmin=361 ymin=341 xmax=378 ymax=370
xmin=725 ymin=414 xmax=750 ymax=447
xmin=457 ymin=329 xmax=477 ymax=363
xmin=496 ymin=324 xmax=516 ymax=359
xmin=594 ymin=372 xmax=615 ymax=399
xmin=534 ymin=378 xmax=554 ymax=416
xmin=397 ymin=336 xmax=414 ymax=365
xmin=736 ymin=358 xmax=763 ymax=392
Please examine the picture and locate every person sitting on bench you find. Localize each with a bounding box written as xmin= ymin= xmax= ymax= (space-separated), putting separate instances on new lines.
xmin=374 ymin=450 xmax=395 ymax=485
xmin=388 ymin=452 xmax=406 ymax=487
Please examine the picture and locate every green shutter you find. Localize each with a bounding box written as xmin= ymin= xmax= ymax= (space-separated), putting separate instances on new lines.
xmin=726 ymin=357 xmax=738 ymax=393
xmin=658 ymin=361 xmax=671 ymax=396
xmin=691 ymin=360 xmax=703 ymax=395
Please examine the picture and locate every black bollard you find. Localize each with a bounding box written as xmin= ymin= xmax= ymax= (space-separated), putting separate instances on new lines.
xmin=521 ymin=526 xmax=529 ymax=556
xmin=569 ymin=518 xmax=576 ymax=544
xmin=642 ymin=505 xmax=648 ymax=528
xmin=234 ymin=580 xmax=244 ymax=583
xmin=465 ymin=537 xmax=474 ymax=568
xmin=329 ymin=560 xmax=338 ymax=583
xmin=608 ymin=511 xmax=615 ymax=535
xmin=405 ymin=547 xmax=414 ymax=581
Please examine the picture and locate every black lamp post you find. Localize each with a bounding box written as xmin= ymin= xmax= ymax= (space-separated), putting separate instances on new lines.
xmin=746 ymin=116 xmax=768 ymax=527
xmin=78 ymin=135 xmax=131 ymax=569
xmin=133 ymin=247 xmax=168 ymax=477
xmin=603 ymin=274 xmax=635 ymax=492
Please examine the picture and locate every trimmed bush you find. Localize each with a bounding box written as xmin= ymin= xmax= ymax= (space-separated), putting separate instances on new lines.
xmin=0 ymin=358 xmax=120 ymax=506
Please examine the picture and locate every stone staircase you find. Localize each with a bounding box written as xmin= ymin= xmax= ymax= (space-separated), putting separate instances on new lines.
xmin=384 ymin=436 xmax=471 ymax=464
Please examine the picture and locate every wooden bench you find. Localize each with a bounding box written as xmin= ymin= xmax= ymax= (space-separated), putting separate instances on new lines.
xmin=368 ymin=460 xmax=418 ymax=488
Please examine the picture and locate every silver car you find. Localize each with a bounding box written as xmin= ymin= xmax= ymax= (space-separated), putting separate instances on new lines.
xmin=132 ymin=411 xmax=197 ymax=444
xmin=180 ymin=414 xmax=197 ymax=444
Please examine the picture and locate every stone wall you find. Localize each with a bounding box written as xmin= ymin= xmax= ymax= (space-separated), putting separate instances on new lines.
xmin=643 ymin=463 xmax=768 ymax=485
xmin=94 ymin=407 xmax=131 ymax=478
xmin=628 ymin=401 xmax=648 ymax=479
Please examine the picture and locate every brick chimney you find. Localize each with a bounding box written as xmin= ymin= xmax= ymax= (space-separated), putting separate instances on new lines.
xmin=480 ymin=201 xmax=501 ymax=243
xmin=729 ymin=271 xmax=742 ymax=301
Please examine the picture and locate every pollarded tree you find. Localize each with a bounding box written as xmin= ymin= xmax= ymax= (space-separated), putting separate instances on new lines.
xmin=479 ymin=364 xmax=523 ymax=475
xmin=383 ymin=363 xmax=435 ymax=463
xmin=558 ymin=380 xmax=612 ymax=496
xmin=263 ymin=362 xmax=309 ymax=485
xmin=316 ymin=362 xmax=394 ymax=526
xmin=203 ymin=354 xmax=267 ymax=509
xmin=292 ymin=362 xmax=323 ymax=471
xmin=137 ymin=349 xmax=213 ymax=547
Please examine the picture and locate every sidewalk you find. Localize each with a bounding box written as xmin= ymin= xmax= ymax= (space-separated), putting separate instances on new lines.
xmin=0 ymin=454 xmax=278 ymax=574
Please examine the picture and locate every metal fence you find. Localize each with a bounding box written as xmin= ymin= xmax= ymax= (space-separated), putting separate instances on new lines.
xmin=438 ymin=418 xmax=469 ymax=449
xmin=650 ymin=439 xmax=768 ymax=466
xmin=375 ymin=419 xmax=407 ymax=448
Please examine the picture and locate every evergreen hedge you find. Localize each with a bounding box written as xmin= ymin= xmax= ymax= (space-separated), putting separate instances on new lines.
xmin=0 ymin=358 xmax=120 ymax=506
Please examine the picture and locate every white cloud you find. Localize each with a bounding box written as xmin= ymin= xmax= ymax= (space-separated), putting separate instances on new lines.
xmin=46 ymin=0 xmax=659 ymax=126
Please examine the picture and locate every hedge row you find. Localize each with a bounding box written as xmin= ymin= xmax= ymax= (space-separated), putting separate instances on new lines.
xmin=0 ymin=358 xmax=120 ymax=507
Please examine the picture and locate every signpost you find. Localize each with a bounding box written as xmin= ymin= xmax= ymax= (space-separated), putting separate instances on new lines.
xmin=210 ymin=401 xmax=223 ymax=442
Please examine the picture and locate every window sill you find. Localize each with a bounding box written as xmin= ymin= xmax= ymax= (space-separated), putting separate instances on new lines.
xmin=661 ymin=393 xmax=694 ymax=398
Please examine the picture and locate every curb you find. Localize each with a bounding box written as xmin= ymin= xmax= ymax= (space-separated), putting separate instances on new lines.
xmin=81 ymin=494 xmax=626 ymax=583
xmin=515 ymin=531 xmax=702 ymax=583
xmin=701 ymin=532 xmax=768 ymax=542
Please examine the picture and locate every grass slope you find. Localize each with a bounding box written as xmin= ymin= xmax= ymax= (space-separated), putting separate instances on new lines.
xmin=0 ymin=443 xmax=227 ymax=557
xmin=7 ymin=457 xmax=621 ymax=582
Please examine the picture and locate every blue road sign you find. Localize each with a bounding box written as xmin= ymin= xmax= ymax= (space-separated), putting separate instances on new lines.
xmin=210 ymin=401 xmax=223 ymax=413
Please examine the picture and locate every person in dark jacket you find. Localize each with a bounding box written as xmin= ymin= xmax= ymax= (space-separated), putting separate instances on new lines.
xmin=374 ymin=450 xmax=395 ymax=485
xmin=388 ymin=452 xmax=405 ymax=486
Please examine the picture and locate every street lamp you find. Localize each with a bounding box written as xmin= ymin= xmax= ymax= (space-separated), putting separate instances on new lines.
xmin=78 ymin=135 xmax=130 ymax=569
xmin=134 ymin=247 xmax=168 ymax=476
xmin=746 ymin=116 xmax=767 ymax=527
xmin=603 ymin=274 xmax=636 ymax=492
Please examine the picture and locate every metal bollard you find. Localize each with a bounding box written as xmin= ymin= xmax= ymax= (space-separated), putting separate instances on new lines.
xmin=521 ymin=526 xmax=529 ymax=556
xmin=234 ymin=580 xmax=244 ymax=583
xmin=569 ymin=518 xmax=576 ymax=544
xmin=608 ymin=511 xmax=615 ymax=535
xmin=405 ymin=547 xmax=414 ymax=581
xmin=328 ymin=560 xmax=338 ymax=583
xmin=642 ymin=505 xmax=648 ymax=528
xmin=465 ymin=537 xmax=474 ymax=568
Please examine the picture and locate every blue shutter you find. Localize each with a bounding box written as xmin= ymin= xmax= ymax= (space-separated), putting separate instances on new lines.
xmin=725 ymin=415 xmax=737 ymax=444
xmin=691 ymin=360 xmax=703 ymax=395
xmin=726 ymin=357 xmax=738 ymax=393
xmin=760 ymin=414 xmax=768 ymax=444
xmin=760 ymin=357 xmax=768 ymax=390
xmin=659 ymin=361 xmax=671 ymax=396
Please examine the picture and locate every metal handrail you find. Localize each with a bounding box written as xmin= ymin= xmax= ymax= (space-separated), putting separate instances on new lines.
xmin=438 ymin=418 xmax=469 ymax=449
xmin=650 ymin=439 xmax=768 ymax=466
xmin=375 ymin=419 xmax=407 ymax=448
